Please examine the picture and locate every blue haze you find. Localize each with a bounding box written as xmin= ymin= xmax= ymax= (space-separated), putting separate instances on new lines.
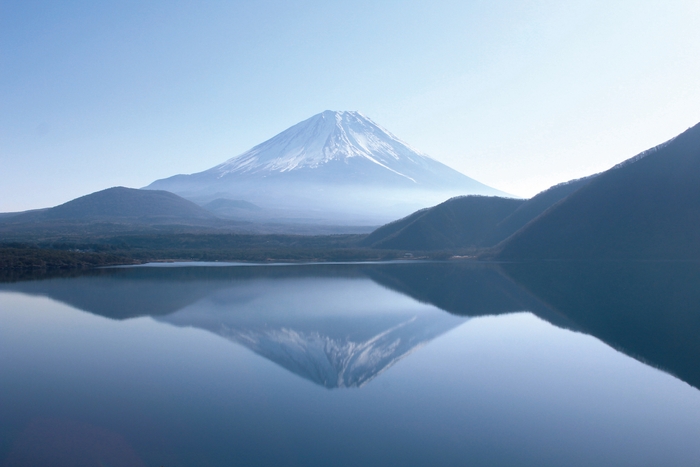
xmin=2 ymin=1 xmax=700 ymax=210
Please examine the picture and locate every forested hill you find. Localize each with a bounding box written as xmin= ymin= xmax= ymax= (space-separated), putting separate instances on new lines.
xmin=497 ymin=122 xmax=700 ymax=260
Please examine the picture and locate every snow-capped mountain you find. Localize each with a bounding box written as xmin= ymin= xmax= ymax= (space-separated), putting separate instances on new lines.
xmin=216 ymin=110 xmax=434 ymax=179
xmin=146 ymin=111 xmax=510 ymax=225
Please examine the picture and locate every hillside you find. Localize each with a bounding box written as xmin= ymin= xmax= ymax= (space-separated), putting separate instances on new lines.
xmin=5 ymin=187 xmax=216 ymax=224
xmin=483 ymin=175 xmax=596 ymax=246
xmin=360 ymin=196 xmax=525 ymax=250
xmin=497 ymin=122 xmax=700 ymax=260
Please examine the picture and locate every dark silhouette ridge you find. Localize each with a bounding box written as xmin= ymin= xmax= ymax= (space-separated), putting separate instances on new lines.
xmin=497 ymin=122 xmax=700 ymax=260
xmin=362 ymin=176 xmax=596 ymax=252
xmin=0 ymin=187 xmax=377 ymax=237
xmin=484 ymin=175 xmax=596 ymax=246
xmin=361 ymin=196 xmax=524 ymax=250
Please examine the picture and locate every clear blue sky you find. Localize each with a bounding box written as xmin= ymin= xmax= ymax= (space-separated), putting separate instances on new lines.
xmin=2 ymin=0 xmax=700 ymax=211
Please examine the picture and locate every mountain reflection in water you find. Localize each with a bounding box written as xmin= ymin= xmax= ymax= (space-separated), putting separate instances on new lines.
xmin=3 ymin=261 xmax=700 ymax=467
xmin=1 ymin=261 xmax=699 ymax=391
xmin=0 ymin=265 xmax=468 ymax=389
xmin=500 ymin=260 xmax=700 ymax=390
xmin=156 ymin=275 xmax=466 ymax=388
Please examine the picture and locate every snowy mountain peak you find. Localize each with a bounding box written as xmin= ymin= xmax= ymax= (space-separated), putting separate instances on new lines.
xmin=145 ymin=110 xmax=510 ymax=225
xmin=212 ymin=110 xmax=431 ymax=181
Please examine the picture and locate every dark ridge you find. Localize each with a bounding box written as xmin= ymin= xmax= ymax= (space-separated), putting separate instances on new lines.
xmin=361 ymin=196 xmax=525 ymax=250
xmin=485 ymin=175 xmax=597 ymax=246
xmin=360 ymin=207 xmax=431 ymax=247
xmin=497 ymin=122 xmax=700 ymax=260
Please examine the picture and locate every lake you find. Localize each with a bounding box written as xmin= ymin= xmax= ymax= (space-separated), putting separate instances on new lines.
xmin=1 ymin=261 xmax=700 ymax=466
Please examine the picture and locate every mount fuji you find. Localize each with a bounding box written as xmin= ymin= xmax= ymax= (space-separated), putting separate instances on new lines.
xmin=146 ymin=111 xmax=510 ymax=225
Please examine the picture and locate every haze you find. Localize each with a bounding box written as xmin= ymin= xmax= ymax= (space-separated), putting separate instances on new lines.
xmin=2 ymin=0 xmax=700 ymax=211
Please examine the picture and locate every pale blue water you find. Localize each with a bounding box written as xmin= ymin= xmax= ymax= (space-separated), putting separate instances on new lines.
xmin=1 ymin=262 xmax=699 ymax=466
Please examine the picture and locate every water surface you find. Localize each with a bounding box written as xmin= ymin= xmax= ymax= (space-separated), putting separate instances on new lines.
xmin=1 ymin=262 xmax=699 ymax=466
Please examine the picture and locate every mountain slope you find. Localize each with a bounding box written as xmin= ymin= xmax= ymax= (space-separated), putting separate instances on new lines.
xmin=3 ymin=187 xmax=216 ymax=224
xmin=362 ymin=175 xmax=597 ymax=251
xmin=361 ymin=196 xmax=524 ymax=250
xmin=146 ymin=111 xmax=509 ymax=224
xmin=484 ymin=175 xmax=597 ymax=246
xmin=497 ymin=122 xmax=700 ymax=260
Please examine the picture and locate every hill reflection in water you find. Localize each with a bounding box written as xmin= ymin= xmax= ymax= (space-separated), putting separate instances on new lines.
xmin=158 ymin=276 xmax=466 ymax=388
xmin=1 ymin=261 xmax=699 ymax=391
xmin=0 ymin=264 xmax=469 ymax=388
xmin=500 ymin=260 xmax=700 ymax=390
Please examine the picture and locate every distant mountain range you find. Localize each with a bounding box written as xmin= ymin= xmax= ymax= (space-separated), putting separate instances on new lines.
xmin=0 ymin=111 xmax=513 ymax=235
xmin=0 ymin=187 xmax=372 ymax=237
xmin=2 ymin=115 xmax=699 ymax=261
xmin=145 ymin=110 xmax=510 ymax=225
xmin=0 ymin=187 xmax=230 ymax=238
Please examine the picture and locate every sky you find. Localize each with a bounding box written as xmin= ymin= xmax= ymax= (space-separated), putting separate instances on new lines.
xmin=2 ymin=0 xmax=700 ymax=211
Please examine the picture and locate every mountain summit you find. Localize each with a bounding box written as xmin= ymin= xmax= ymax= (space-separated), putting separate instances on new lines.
xmin=203 ymin=110 xmax=489 ymax=187
xmin=146 ymin=111 xmax=509 ymax=225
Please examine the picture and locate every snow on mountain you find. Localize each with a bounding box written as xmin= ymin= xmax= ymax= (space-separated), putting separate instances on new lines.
xmin=214 ymin=111 xmax=437 ymax=182
xmin=146 ymin=111 xmax=511 ymax=225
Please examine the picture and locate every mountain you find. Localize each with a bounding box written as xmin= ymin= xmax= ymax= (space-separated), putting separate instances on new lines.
xmin=362 ymin=175 xmax=596 ymax=251
xmin=497 ymin=122 xmax=700 ymax=260
xmin=3 ymin=187 xmax=215 ymax=224
xmin=0 ymin=187 xmax=239 ymax=238
xmin=482 ymin=175 xmax=596 ymax=246
xmin=361 ymin=196 xmax=524 ymax=250
xmin=145 ymin=111 xmax=510 ymax=225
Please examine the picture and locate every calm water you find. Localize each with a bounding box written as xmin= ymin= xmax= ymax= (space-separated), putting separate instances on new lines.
xmin=1 ymin=262 xmax=700 ymax=466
